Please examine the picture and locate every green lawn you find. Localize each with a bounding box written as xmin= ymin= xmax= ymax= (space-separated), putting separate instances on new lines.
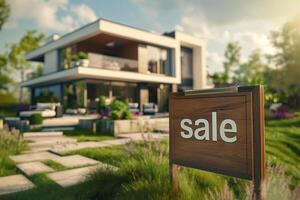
xmin=63 ymin=129 xmax=115 ymax=142
xmin=42 ymin=160 xmax=67 ymax=171
xmin=1 ymin=113 xmax=299 ymax=199
xmin=265 ymin=114 xmax=300 ymax=188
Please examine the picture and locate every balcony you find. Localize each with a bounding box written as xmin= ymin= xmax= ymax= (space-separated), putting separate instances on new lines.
xmin=87 ymin=53 xmax=138 ymax=72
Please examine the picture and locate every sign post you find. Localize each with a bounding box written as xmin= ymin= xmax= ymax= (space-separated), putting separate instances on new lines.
xmin=169 ymin=85 xmax=265 ymax=200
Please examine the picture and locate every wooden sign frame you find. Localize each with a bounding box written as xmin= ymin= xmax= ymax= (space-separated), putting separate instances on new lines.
xmin=169 ymin=85 xmax=265 ymax=200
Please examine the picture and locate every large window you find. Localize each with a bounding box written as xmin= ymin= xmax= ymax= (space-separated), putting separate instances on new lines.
xmin=112 ymin=82 xmax=137 ymax=103
xmin=87 ymin=81 xmax=138 ymax=104
xmin=87 ymin=82 xmax=110 ymax=100
xmin=180 ymin=47 xmax=193 ymax=89
xmin=34 ymin=85 xmax=61 ymax=103
xmin=147 ymin=45 xmax=172 ymax=76
xmin=63 ymin=81 xmax=86 ymax=109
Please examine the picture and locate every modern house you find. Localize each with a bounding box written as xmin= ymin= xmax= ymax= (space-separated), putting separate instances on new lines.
xmin=21 ymin=19 xmax=207 ymax=112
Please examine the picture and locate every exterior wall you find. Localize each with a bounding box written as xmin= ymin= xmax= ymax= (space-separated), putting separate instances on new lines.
xmin=193 ymin=45 xmax=206 ymax=89
xmin=138 ymin=44 xmax=148 ymax=73
xmin=43 ymin=50 xmax=58 ymax=75
xmin=172 ymin=31 xmax=207 ymax=89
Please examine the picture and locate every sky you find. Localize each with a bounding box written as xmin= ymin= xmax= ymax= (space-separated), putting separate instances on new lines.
xmin=0 ymin=0 xmax=300 ymax=73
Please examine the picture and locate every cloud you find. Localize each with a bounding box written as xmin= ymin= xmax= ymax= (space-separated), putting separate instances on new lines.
xmin=71 ymin=4 xmax=97 ymax=24
xmin=232 ymin=32 xmax=276 ymax=55
xmin=132 ymin=0 xmax=300 ymax=26
xmin=207 ymin=51 xmax=224 ymax=73
xmin=131 ymin=0 xmax=179 ymax=32
xmin=6 ymin=0 xmax=98 ymax=32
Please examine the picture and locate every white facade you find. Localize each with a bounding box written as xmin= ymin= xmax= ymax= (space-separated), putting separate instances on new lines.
xmin=43 ymin=50 xmax=58 ymax=74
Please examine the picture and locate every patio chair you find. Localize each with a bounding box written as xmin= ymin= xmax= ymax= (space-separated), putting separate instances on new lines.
xmin=142 ymin=103 xmax=158 ymax=115
xmin=128 ymin=103 xmax=140 ymax=115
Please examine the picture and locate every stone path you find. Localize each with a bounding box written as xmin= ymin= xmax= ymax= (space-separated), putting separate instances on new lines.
xmin=10 ymin=152 xmax=60 ymax=163
xmin=17 ymin=162 xmax=55 ymax=176
xmin=51 ymin=133 xmax=168 ymax=155
xmin=0 ymin=175 xmax=34 ymax=195
xmin=51 ymin=155 xmax=99 ymax=168
xmin=0 ymin=131 xmax=168 ymax=196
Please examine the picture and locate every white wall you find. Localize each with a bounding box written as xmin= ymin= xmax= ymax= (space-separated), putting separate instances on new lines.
xmin=173 ymin=31 xmax=207 ymax=89
xmin=43 ymin=50 xmax=58 ymax=75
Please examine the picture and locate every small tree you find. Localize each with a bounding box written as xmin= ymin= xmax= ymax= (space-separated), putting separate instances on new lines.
xmin=268 ymin=15 xmax=300 ymax=106
xmin=0 ymin=54 xmax=10 ymax=92
xmin=7 ymin=30 xmax=45 ymax=102
xmin=234 ymin=49 xmax=267 ymax=85
xmin=211 ymin=41 xmax=241 ymax=86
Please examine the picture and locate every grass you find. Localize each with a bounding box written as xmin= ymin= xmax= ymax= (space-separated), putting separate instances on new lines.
xmin=42 ymin=160 xmax=67 ymax=171
xmin=76 ymin=139 xmax=297 ymax=199
xmin=265 ymin=113 xmax=300 ymax=188
xmin=0 ymin=129 xmax=28 ymax=177
xmin=63 ymin=129 xmax=115 ymax=142
xmin=1 ymin=173 xmax=100 ymax=200
xmin=1 ymin=112 xmax=299 ymax=199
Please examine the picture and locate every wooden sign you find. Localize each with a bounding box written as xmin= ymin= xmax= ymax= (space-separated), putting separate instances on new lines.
xmin=169 ymin=86 xmax=265 ymax=199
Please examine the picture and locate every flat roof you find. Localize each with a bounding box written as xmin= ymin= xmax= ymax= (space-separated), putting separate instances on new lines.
xmin=26 ymin=18 xmax=180 ymax=60
xmin=20 ymin=67 xmax=181 ymax=87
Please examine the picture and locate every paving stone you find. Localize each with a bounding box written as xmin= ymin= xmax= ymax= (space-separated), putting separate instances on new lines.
xmin=47 ymin=163 xmax=117 ymax=187
xmin=0 ymin=175 xmax=34 ymax=195
xmin=50 ymin=142 xmax=111 ymax=155
xmin=23 ymin=131 xmax=63 ymax=138
xmin=27 ymin=136 xmax=77 ymax=148
xmin=51 ymin=155 xmax=99 ymax=168
xmin=17 ymin=161 xmax=55 ymax=176
xmin=102 ymin=138 xmax=130 ymax=145
xmin=10 ymin=152 xmax=60 ymax=163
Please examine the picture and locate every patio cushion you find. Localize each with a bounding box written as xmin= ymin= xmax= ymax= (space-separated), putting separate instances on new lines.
xmin=37 ymin=103 xmax=60 ymax=111
xmin=19 ymin=109 xmax=56 ymax=118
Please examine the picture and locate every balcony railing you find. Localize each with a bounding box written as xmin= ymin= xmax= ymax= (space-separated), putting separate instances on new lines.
xmin=88 ymin=53 xmax=138 ymax=72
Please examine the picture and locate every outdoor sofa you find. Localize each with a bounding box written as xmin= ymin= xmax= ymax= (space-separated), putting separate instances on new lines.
xmin=19 ymin=103 xmax=63 ymax=118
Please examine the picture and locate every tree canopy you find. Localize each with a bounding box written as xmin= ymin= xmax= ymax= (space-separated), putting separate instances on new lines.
xmin=7 ymin=30 xmax=45 ymax=102
xmin=211 ymin=41 xmax=241 ymax=86
xmin=0 ymin=0 xmax=9 ymax=30
xmin=268 ymin=15 xmax=300 ymax=106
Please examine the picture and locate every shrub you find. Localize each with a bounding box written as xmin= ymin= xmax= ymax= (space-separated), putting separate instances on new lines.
xmin=78 ymin=51 xmax=88 ymax=59
xmin=29 ymin=114 xmax=43 ymax=125
xmin=122 ymin=109 xmax=132 ymax=120
xmin=109 ymin=100 xmax=128 ymax=112
xmin=97 ymin=96 xmax=107 ymax=113
xmin=71 ymin=54 xmax=79 ymax=62
xmin=111 ymin=110 xmax=121 ymax=120
xmin=109 ymin=99 xmax=131 ymax=120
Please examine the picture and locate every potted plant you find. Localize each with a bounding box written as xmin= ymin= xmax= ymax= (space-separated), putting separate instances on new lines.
xmin=71 ymin=54 xmax=79 ymax=68
xmin=77 ymin=51 xmax=89 ymax=67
